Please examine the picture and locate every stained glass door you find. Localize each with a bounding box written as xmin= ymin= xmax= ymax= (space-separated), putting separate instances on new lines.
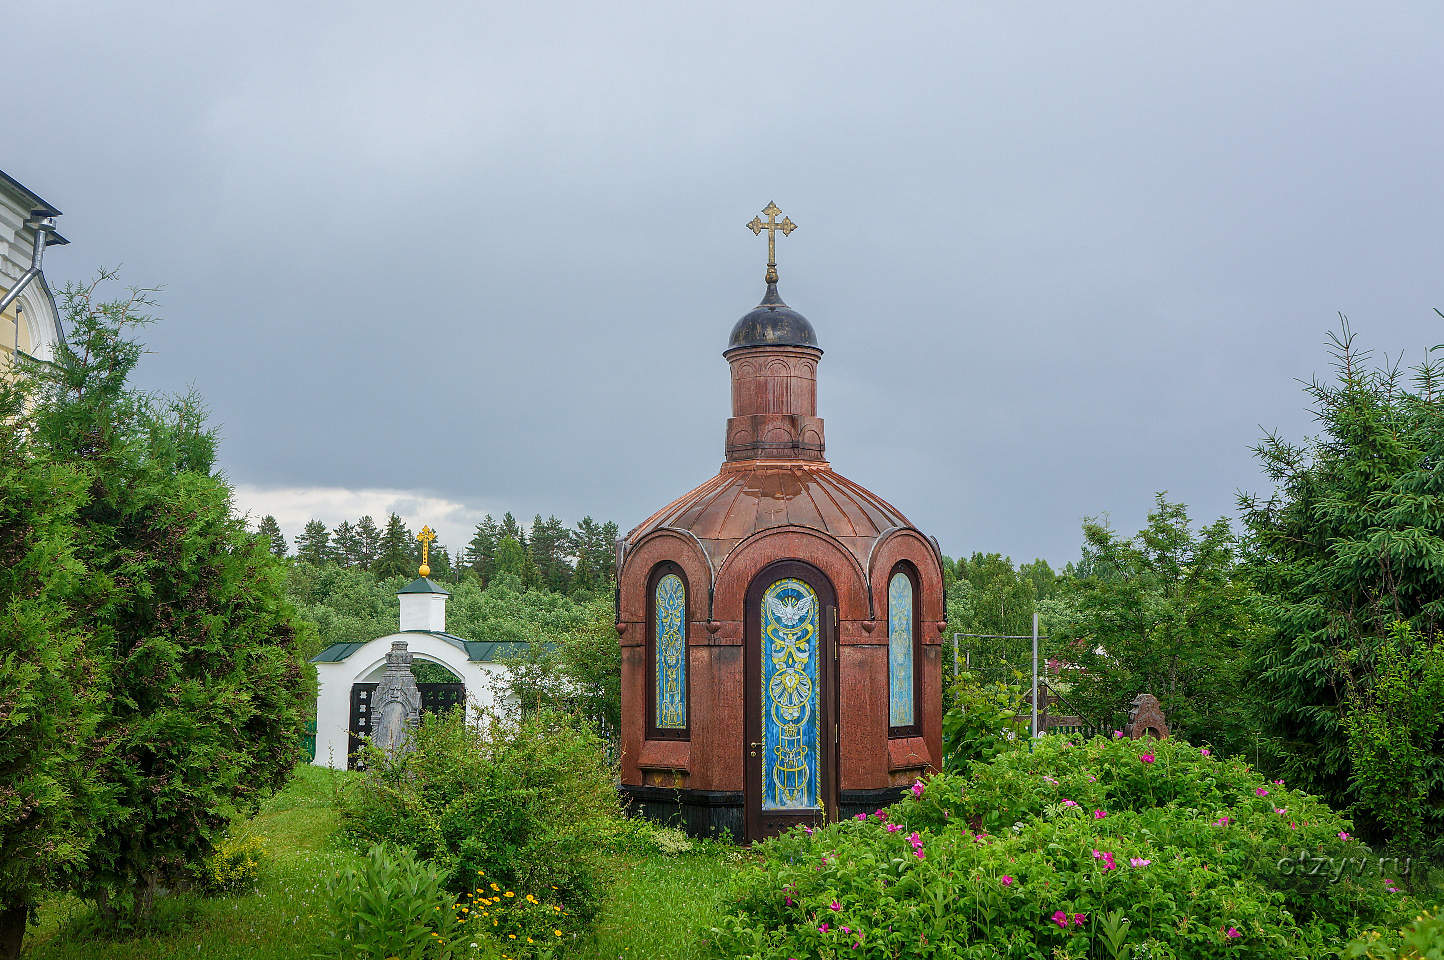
xmin=761 ymin=577 xmax=822 ymax=810
xmin=744 ymin=562 xmax=836 ymax=840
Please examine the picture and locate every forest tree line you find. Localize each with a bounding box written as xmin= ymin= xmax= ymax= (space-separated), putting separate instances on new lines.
xmin=254 ymin=510 xmax=620 ymax=594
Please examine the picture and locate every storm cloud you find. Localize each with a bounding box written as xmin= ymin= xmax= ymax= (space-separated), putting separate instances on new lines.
xmin=10 ymin=1 xmax=1442 ymax=562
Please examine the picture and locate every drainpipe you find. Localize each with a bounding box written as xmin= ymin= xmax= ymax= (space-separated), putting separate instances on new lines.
xmin=2 ymin=215 xmax=59 ymax=364
xmin=0 ymin=214 xmax=58 ymax=317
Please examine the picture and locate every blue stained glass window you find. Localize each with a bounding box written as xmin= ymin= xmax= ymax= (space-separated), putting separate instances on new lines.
xmin=761 ymin=578 xmax=822 ymax=810
xmin=655 ymin=573 xmax=687 ymax=729
xmin=889 ymin=571 xmax=915 ymax=728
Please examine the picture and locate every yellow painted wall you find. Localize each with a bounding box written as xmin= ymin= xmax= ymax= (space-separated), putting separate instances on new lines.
xmin=1 ymin=287 xmax=35 ymax=377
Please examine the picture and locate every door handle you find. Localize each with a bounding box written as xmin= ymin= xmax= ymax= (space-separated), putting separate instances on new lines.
xmin=749 ymin=741 xmax=763 ymax=758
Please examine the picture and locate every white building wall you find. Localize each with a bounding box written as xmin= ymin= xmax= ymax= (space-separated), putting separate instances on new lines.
xmin=312 ymin=631 xmax=511 ymax=770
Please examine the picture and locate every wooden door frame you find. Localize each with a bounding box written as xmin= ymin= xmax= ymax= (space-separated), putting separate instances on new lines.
xmin=743 ymin=559 xmax=839 ymax=841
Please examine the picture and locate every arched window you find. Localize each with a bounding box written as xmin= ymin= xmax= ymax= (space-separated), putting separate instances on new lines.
xmin=888 ymin=564 xmax=920 ymax=734
xmin=648 ymin=563 xmax=689 ymax=738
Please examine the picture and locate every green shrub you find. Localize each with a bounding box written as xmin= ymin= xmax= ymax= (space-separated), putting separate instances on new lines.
xmin=712 ymin=736 xmax=1415 ymax=959
xmin=940 ymin=670 xmax=1031 ymax=774
xmin=318 ymin=843 xmax=462 ymax=960
xmin=201 ymin=835 xmax=267 ymax=893
xmin=604 ymin=816 xmax=695 ymax=857
xmin=339 ymin=709 xmax=620 ymax=931
xmin=1344 ymin=908 xmax=1444 ymax=960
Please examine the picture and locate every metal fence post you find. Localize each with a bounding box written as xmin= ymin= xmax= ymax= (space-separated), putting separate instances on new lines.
xmin=1031 ymin=613 xmax=1039 ymax=738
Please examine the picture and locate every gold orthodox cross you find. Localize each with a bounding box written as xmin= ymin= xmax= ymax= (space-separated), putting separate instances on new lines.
xmin=747 ymin=201 xmax=796 ymax=285
xmin=417 ymin=525 xmax=436 ymax=577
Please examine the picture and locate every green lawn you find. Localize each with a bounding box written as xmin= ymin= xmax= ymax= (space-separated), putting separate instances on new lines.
xmin=21 ymin=765 xmax=734 ymax=959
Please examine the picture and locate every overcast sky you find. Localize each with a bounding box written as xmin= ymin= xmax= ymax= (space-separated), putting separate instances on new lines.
xmin=10 ymin=2 xmax=1442 ymax=565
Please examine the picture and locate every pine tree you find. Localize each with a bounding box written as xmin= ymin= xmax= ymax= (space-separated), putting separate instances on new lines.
xmin=294 ymin=519 xmax=331 ymax=565
xmin=372 ymin=513 xmax=415 ymax=580
xmin=0 ymin=378 xmax=100 ymax=959
xmin=332 ymin=520 xmax=362 ymax=568
xmin=256 ymin=515 xmax=287 ymax=558
xmin=499 ymin=511 xmax=524 ymax=546
xmin=27 ymin=277 xmax=314 ymax=927
xmin=355 ymin=515 xmax=382 ymax=570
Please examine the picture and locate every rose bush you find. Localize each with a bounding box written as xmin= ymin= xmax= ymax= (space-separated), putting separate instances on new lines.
xmin=711 ymin=736 xmax=1415 ymax=959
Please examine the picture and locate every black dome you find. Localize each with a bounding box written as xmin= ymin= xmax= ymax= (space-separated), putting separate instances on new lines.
xmin=725 ymin=283 xmax=820 ymax=355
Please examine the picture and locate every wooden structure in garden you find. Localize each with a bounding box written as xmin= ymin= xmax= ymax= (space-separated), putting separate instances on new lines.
xmin=616 ymin=204 xmax=945 ymax=841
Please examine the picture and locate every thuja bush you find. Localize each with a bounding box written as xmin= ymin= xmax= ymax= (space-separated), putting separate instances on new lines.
xmin=712 ymin=736 xmax=1413 ymax=960
xmin=340 ymin=708 xmax=619 ymax=931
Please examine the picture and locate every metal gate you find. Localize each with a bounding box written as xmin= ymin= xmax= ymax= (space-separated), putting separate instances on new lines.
xmin=347 ymin=681 xmax=467 ymax=769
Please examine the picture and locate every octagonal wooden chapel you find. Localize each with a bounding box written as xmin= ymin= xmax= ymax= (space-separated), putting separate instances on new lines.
xmin=617 ymin=204 xmax=944 ymax=841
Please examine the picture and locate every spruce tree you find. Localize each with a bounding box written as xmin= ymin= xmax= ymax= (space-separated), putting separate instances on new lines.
xmin=372 ymin=513 xmax=415 ymax=580
xmin=467 ymin=515 xmax=500 ymax=585
xmin=1240 ymin=322 xmax=1444 ymax=847
xmin=356 ymin=515 xmax=382 ymax=570
xmin=332 ymin=520 xmax=362 ymax=568
xmin=0 ymin=378 xmax=100 ymax=960
xmin=294 ymin=519 xmax=331 ymax=565
xmin=28 ymin=279 xmax=315 ymax=926
xmin=256 ymin=514 xmax=287 ymax=558
xmin=528 ymin=513 xmax=574 ymax=592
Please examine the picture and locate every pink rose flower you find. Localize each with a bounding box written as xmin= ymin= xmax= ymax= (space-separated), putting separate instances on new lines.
xmin=829 ymin=900 xmax=841 ymax=911
xmin=1275 ymin=808 xmax=1287 ymax=815
xmin=1338 ymin=831 xmax=1349 ymax=840
xmin=1112 ymin=729 xmax=1123 ymax=738
xmin=911 ymin=779 xmax=925 ymax=797
xmin=874 ymin=809 xmax=886 ymax=819
xmin=1200 ymin=747 xmax=1210 ymax=756
xmin=1129 ymin=858 xmax=1151 ymax=868
xmin=855 ymin=813 xmax=867 ymax=821
xmin=1072 ymin=913 xmax=1087 ymax=927
xmin=819 ymin=922 xmax=829 ymax=933
xmin=1255 ymin=787 xmax=1269 ymax=797
xmin=1141 ymin=753 xmax=1155 ymax=764
xmin=1093 ymin=809 xmax=1107 ymax=819
xmin=1052 ymin=910 xmax=1069 ymax=930
xmin=886 ymin=823 xmax=901 ymax=833
xmin=1001 ymin=875 xmax=1014 ymax=886
xmin=1062 ymin=799 xmax=1078 ymax=808
xmin=1225 ymin=927 xmax=1240 ymax=939
xmin=1273 ymin=779 xmax=1284 ymax=786
xmin=1215 ymin=816 xmax=1232 ymax=826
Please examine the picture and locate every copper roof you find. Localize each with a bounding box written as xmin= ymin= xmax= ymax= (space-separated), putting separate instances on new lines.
xmin=626 ymin=460 xmax=915 ymax=573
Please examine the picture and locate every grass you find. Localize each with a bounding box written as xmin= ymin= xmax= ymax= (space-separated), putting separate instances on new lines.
xmin=583 ymin=844 xmax=736 ymax=960
xmin=23 ymin=764 xmax=363 ymax=959
xmin=20 ymin=764 xmax=735 ymax=960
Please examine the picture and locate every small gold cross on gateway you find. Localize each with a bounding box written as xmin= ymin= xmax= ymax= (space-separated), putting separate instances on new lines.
xmin=417 ymin=525 xmax=436 ymax=578
xmin=747 ymin=201 xmax=796 ymax=285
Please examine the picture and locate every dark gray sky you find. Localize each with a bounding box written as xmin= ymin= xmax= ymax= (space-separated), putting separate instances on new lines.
xmin=11 ymin=2 xmax=1442 ymax=565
